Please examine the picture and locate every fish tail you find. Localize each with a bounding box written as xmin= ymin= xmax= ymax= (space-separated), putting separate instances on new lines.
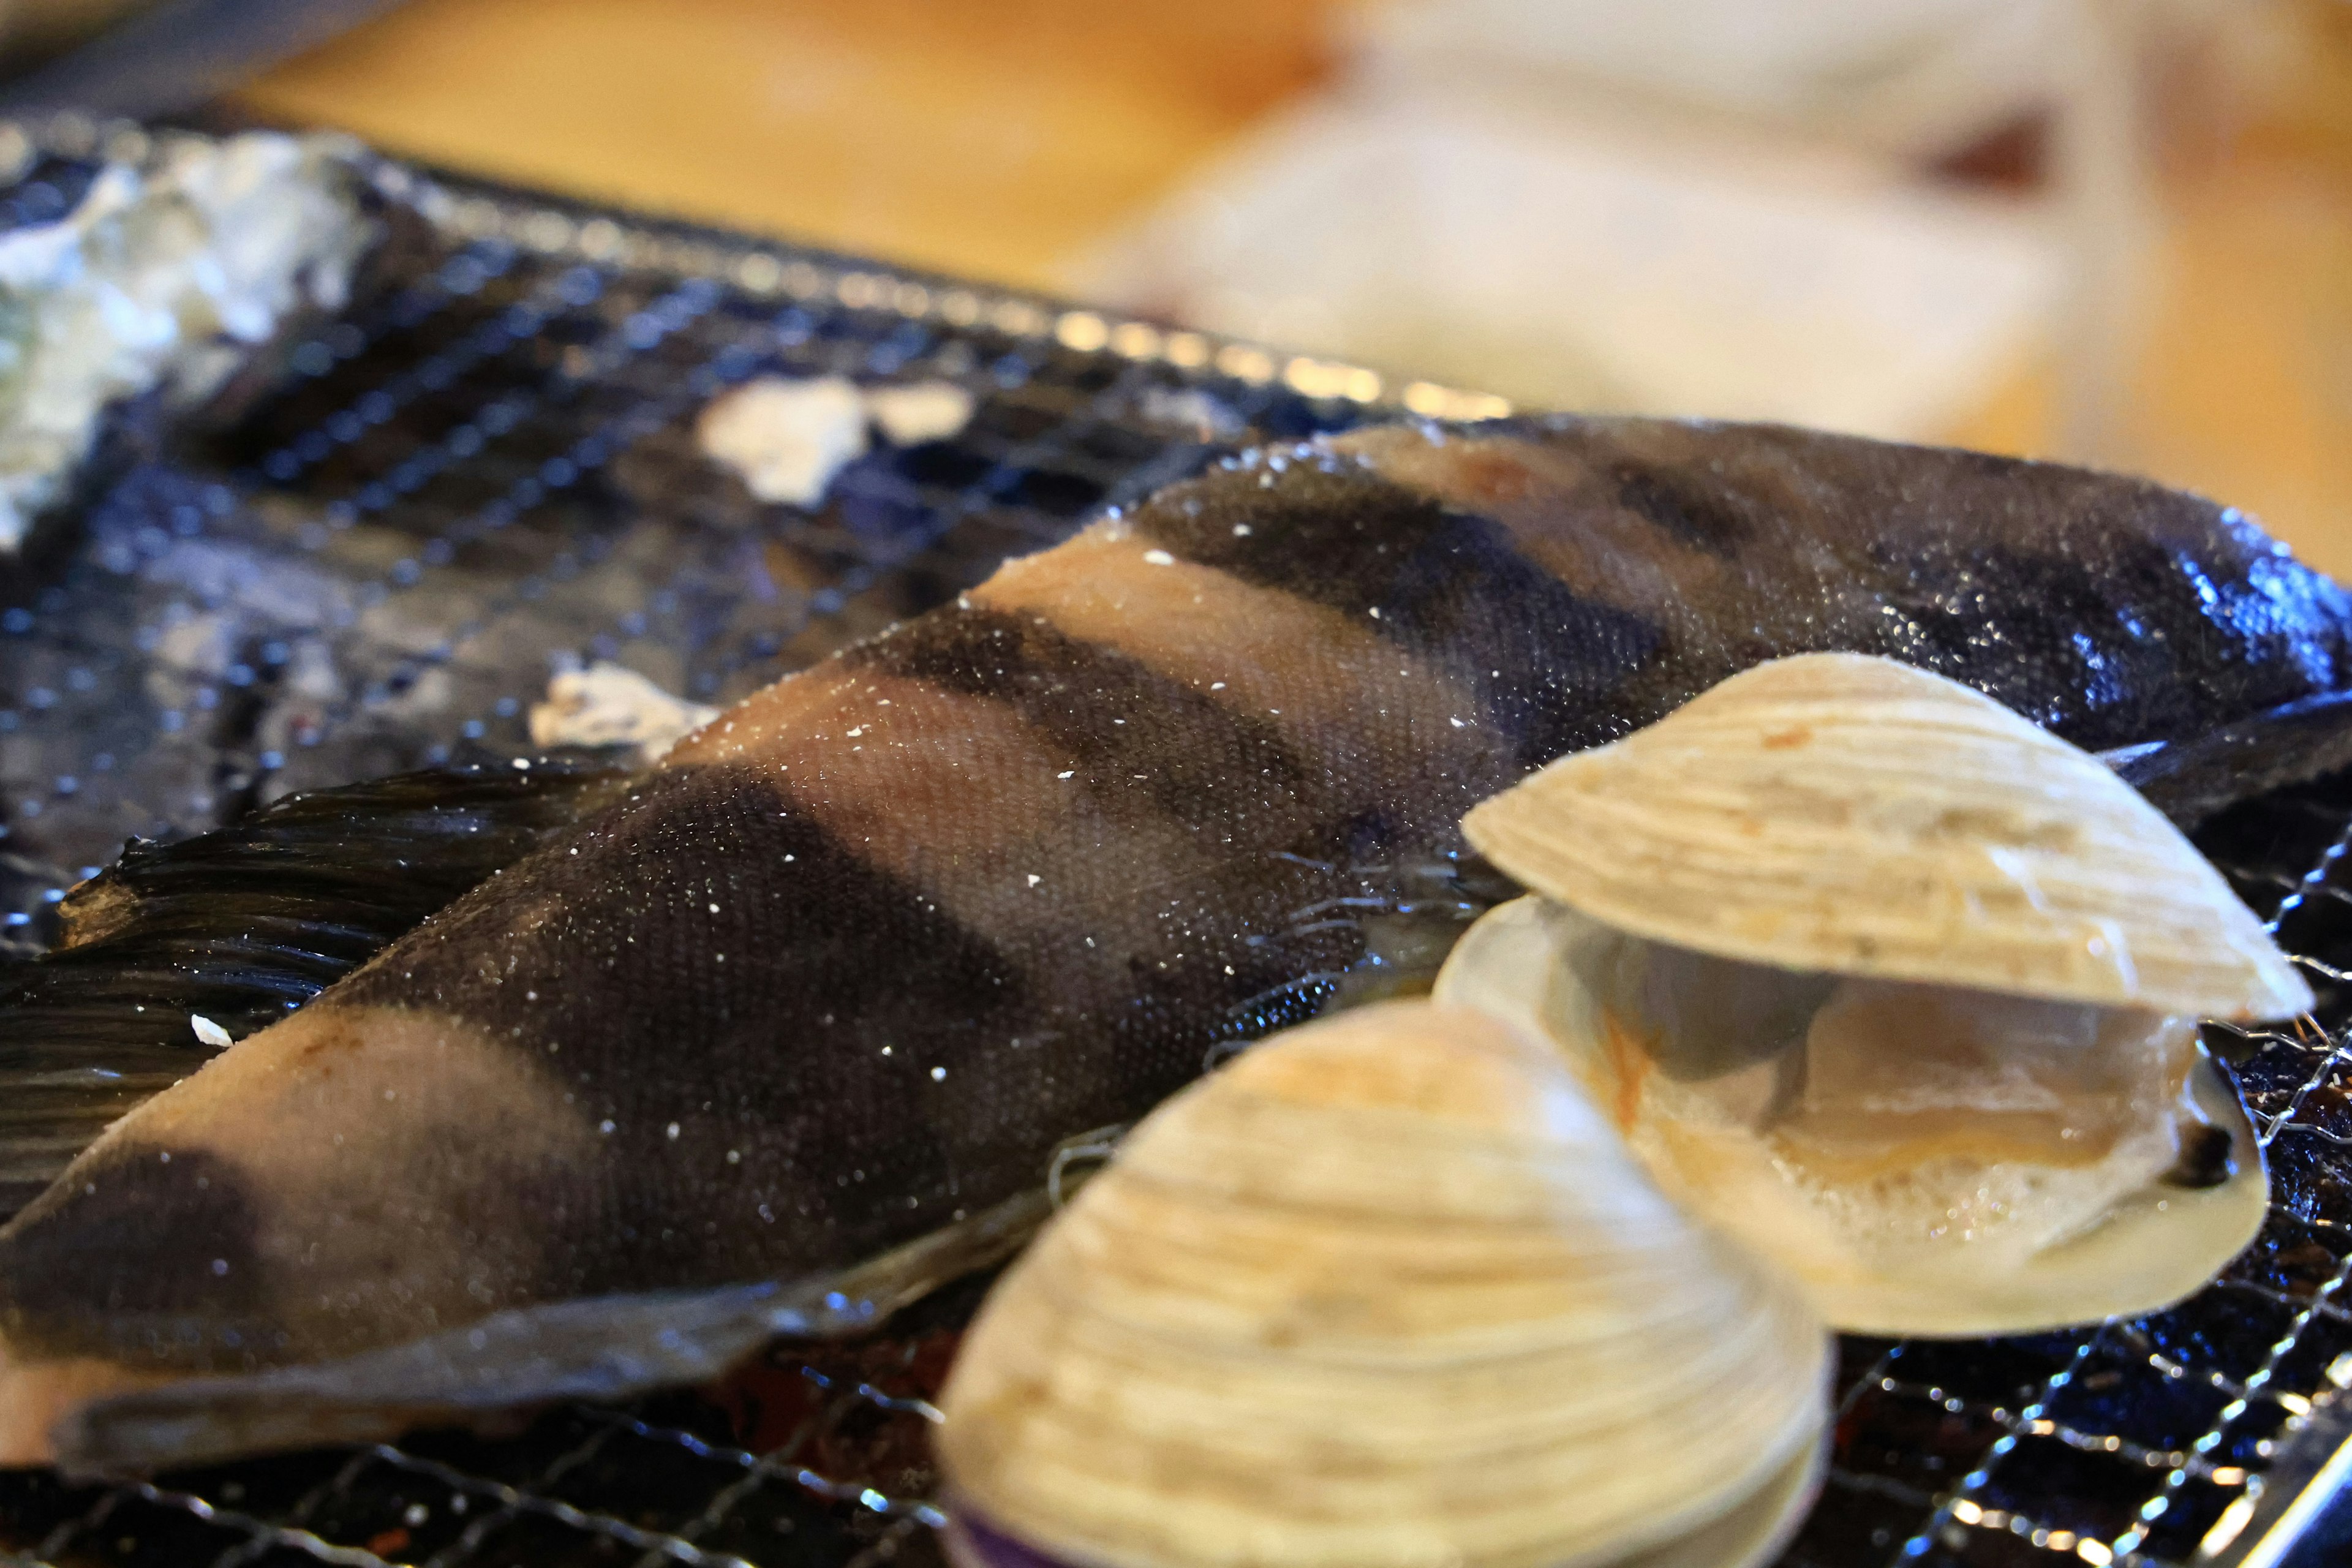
xmin=2109 ymin=690 xmax=2352 ymax=825
xmin=0 ymin=755 xmax=633 ymax=1223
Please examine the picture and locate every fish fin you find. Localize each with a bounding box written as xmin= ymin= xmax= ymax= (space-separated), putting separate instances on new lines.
xmin=0 ymin=756 xmax=632 ymax=1222
xmin=51 ymin=1187 xmax=1050 ymax=1475
xmin=2108 ymin=690 xmax=2352 ymax=826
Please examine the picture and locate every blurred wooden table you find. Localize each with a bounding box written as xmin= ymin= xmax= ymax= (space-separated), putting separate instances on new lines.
xmin=237 ymin=0 xmax=2352 ymax=575
xmin=236 ymin=0 xmax=1346 ymax=288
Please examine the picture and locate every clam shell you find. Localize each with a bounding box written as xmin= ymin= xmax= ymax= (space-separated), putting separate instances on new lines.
xmin=1435 ymin=897 xmax=2273 ymax=1336
xmin=1461 ymin=652 xmax=2312 ymax=1020
xmin=937 ymin=1001 xmax=1830 ymax=1568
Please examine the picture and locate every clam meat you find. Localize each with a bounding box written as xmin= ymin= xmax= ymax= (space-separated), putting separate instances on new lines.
xmin=1439 ymin=652 xmax=2310 ymax=1336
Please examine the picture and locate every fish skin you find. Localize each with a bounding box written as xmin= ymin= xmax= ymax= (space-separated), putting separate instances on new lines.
xmin=6 ymin=413 xmax=2352 ymax=1469
xmin=0 ymin=757 xmax=635 ymax=1224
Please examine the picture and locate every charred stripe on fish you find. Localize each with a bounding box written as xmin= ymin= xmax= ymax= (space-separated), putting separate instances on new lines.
xmin=848 ymin=606 xmax=1321 ymax=826
xmin=1131 ymin=458 xmax=1664 ymax=767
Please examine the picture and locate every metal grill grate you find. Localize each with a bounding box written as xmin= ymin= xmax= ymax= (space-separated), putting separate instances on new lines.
xmin=2 ymin=128 xmax=2350 ymax=1568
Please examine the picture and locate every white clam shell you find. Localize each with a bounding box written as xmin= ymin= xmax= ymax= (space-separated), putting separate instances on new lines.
xmin=1436 ymin=897 xmax=2272 ymax=1337
xmin=938 ymin=1001 xmax=1830 ymax=1568
xmin=1462 ymin=652 xmax=2312 ymax=1021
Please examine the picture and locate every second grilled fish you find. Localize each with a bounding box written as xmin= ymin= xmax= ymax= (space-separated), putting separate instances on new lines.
xmin=6 ymin=414 xmax=2351 ymax=1471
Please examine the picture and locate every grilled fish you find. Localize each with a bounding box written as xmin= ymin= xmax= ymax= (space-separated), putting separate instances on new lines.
xmin=6 ymin=414 xmax=2352 ymax=1472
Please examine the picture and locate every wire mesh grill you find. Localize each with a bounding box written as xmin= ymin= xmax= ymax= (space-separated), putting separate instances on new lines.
xmin=1 ymin=130 xmax=2350 ymax=1568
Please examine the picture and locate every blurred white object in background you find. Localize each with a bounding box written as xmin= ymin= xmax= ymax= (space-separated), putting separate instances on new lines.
xmin=1355 ymin=0 xmax=2072 ymax=159
xmin=695 ymin=375 xmax=979 ymax=508
xmin=529 ymin=661 xmax=719 ymax=763
xmin=0 ymin=128 xmax=369 ymax=549
xmin=1070 ymin=0 xmax=2233 ymax=448
xmin=696 ymin=376 xmax=871 ymax=507
xmin=1073 ymin=92 xmax=2059 ymax=439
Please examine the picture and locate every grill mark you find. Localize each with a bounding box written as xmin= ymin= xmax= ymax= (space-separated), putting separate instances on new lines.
xmin=847 ymin=606 xmax=1322 ymax=829
xmin=1133 ymin=457 xmax=1665 ymax=766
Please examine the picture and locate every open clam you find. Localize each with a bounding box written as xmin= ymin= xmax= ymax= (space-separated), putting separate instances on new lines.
xmin=1439 ymin=652 xmax=2309 ymax=1337
xmin=937 ymin=1000 xmax=1830 ymax=1568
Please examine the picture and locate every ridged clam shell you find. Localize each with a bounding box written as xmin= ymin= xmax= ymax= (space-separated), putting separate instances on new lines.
xmin=1462 ymin=653 xmax=2311 ymax=1020
xmin=1435 ymin=898 xmax=2273 ymax=1336
xmin=937 ymin=1001 xmax=1830 ymax=1568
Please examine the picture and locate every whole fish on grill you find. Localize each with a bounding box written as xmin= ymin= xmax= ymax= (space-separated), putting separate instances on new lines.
xmin=5 ymin=413 xmax=2352 ymax=1473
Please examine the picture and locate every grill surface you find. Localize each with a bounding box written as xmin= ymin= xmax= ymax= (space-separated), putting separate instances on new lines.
xmin=2 ymin=126 xmax=2350 ymax=1568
